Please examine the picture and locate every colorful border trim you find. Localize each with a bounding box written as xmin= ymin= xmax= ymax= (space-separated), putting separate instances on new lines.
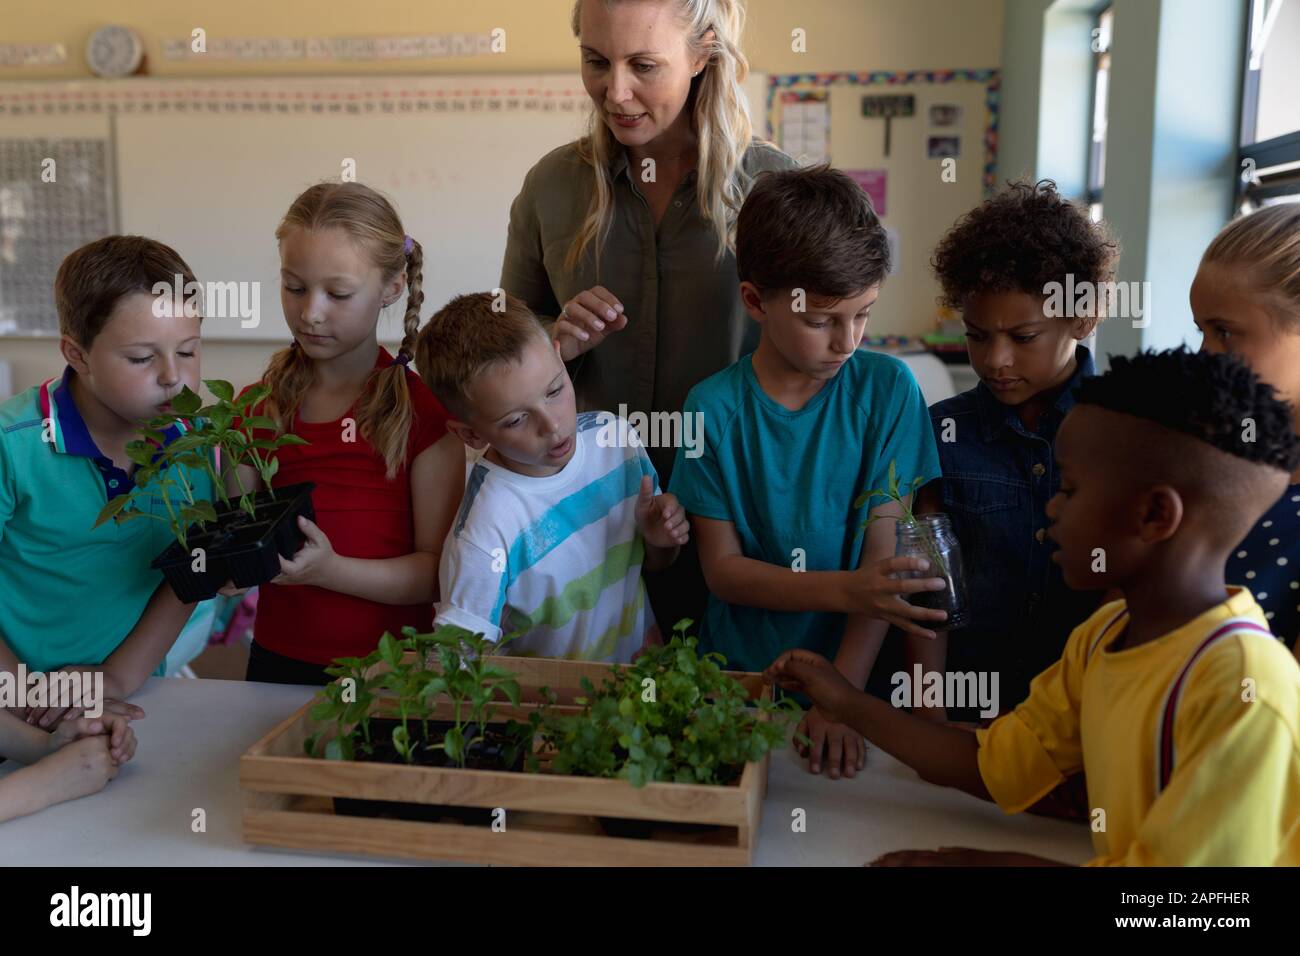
xmin=0 ymin=79 xmax=589 ymax=118
xmin=766 ymin=69 xmax=1001 ymax=196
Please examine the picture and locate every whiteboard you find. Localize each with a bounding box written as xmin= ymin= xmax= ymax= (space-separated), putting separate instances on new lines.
xmin=113 ymin=75 xmax=589 ymax=340
xmin=1 ymin=72 xmax=769 ymax=341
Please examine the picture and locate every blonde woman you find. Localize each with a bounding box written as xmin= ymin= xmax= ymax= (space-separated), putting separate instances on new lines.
xmin=500 ymin=0 xmax=796 ymax=629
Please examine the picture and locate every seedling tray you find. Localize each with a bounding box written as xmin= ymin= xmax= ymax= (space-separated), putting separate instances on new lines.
xmin=151 ymin=482 xmax=315 ymax=602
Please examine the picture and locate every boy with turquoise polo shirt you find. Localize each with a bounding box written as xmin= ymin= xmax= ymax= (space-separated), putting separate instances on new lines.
xmin=670 ymin=166 xmax=947 ymax=780
xmin=0 ymin=236 xmax=213 ymax=725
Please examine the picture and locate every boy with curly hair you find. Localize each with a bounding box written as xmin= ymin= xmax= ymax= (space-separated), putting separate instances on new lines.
xmin=922 ymin=180 xmax=1120 ymax=720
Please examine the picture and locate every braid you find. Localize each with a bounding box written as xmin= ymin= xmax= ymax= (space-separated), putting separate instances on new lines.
xmin=398 ymin=237 xmax=424 ymax=359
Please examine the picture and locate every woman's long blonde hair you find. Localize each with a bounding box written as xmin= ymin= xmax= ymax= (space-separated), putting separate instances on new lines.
xmin=1202 ymin=203 xmax=1300 ymax=328
xmin=263 ymin=182 xmax=425 ymax=479
xmin=566 ymin=0 xmax=756 ymax=272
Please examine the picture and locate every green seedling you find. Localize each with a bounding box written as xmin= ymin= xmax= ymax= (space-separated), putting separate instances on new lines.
xmin=306 ymin=625 xmax=530 ymax=769
xmin=855 ymin=459 xmax=949 ymax=578
xmin=92 ymin=380 xmax=308 ymax=551
xmin=540 ymin=619 xmax=801 ymax=788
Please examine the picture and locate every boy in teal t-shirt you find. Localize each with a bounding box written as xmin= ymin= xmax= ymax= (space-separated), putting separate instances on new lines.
xmin=0 ymin=236 xmax=212 ymax=725
xmin=670 ymin=166 xmax=945 ymax=779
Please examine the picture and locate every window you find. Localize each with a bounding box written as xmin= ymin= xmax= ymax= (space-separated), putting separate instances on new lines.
xmin=1085 ymin=5 xmax=1113 ymax=222
xmin=1240 ymin=0 xmax=1300 ymax=210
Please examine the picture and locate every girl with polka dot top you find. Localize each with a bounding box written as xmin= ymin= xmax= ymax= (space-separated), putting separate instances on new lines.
xmin=1192 ymin=204 xmax=1300 ymax=656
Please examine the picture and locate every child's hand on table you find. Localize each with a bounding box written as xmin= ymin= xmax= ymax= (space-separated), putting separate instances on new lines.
xmin=48 ymin=714 xmax=137 ymax=766
xmin=23 ymin=683 xmax=146 ymax=729
xmin=272 ymin=516 xmax=338 ymax=587
xmin=634 ymin=477 xmax=690 ymax=548
xmin=796 ymin=706 xmax=867 ymax=779
xmin=32 ymin=736 xmax=123 ymax=806
xmin=846 ymin=556 xmax=950 ymax=640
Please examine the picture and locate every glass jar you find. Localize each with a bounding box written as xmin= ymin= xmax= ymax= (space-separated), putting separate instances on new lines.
xmin=894 ymin=514 xmax=970 ymax=631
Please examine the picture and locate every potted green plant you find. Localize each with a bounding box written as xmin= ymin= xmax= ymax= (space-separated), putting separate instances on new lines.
xmin=92 ymin=380 xmax=314 ymax=602
xmin=534 ymin=620 xmax=800 ymax=837
xmin=541 ymin=620 xmax=801 ymax=788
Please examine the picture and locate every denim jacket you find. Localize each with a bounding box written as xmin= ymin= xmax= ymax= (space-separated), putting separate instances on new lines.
xmin=927 ymin=345 xmax=1103 ymax=715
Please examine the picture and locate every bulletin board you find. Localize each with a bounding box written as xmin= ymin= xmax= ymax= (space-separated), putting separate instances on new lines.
xmin=765 ymin=69 xmax=1000 ymax=337
xmin=0 ymin=113 xmax=117 ymax=336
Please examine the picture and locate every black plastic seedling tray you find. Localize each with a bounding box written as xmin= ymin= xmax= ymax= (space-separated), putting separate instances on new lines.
xmin=150 ymin=482 xmax=316 ymax=602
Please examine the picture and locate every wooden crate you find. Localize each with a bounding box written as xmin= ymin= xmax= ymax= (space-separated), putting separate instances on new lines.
xmin=240 ymin=656 xmax=772 ymax=866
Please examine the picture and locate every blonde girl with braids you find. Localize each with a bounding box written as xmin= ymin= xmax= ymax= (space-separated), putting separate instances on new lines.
xmin=227 ymin=183 xmax=464 ymax=685
xmin=1193 ymin=203 xmax=1300 ymax=659
xmin=500 ymin=0 xmax=796 ymax=631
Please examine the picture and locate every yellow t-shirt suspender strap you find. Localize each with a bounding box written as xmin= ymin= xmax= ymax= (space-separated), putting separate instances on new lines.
xmin=1154 ymin=617 xmax=1273 ymax=793
xmin=1087 ymin=606 xmax=1130 ymax=659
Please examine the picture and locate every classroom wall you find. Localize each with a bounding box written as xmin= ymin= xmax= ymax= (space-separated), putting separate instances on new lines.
xmin=996 ymin=0 xmax=1247 ymax=369
xmin=2 ymin=0 xmax=1005 ymax=78
xmin=0 ymin=0 xmax=1003 ymax=394
xmin=818 ymin=76 xmax=996 ymax=335
xmin=996 ymin=0 xmax=1092 ymax=197
xmin=1099 ymin=0 xmax=1246 ymax=361
xmin=996 ymin=0 xmax=1049 ymax=186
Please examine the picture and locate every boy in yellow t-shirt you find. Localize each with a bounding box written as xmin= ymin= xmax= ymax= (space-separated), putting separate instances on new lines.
xmin=766 ymin=347 xmax=1300 ymax=866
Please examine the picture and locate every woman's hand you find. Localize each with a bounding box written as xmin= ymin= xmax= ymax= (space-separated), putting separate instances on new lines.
xmin=553 ymin=286 xmax=628 ymax=361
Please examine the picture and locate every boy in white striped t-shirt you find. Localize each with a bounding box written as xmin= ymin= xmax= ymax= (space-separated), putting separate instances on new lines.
xmin=414 ymin=292 xmax=688 ymax=662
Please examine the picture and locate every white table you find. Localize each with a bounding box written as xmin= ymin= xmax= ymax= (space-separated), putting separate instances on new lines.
xmin=1 ymin=677 xmax=1094 ymax=866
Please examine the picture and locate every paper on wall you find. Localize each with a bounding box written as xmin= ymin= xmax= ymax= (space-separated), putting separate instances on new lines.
xmin=779 ymin=90 xmax=830 ymax=165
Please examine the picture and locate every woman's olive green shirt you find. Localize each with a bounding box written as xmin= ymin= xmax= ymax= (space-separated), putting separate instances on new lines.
xmin=500 ymin=139 xmax=797 ymax=479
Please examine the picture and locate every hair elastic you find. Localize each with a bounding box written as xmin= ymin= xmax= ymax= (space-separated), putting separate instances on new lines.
xmin=392 ymin=352 xmax=413 ymax=367
xmin=403 ymin=235 xmax=415 ymax=255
